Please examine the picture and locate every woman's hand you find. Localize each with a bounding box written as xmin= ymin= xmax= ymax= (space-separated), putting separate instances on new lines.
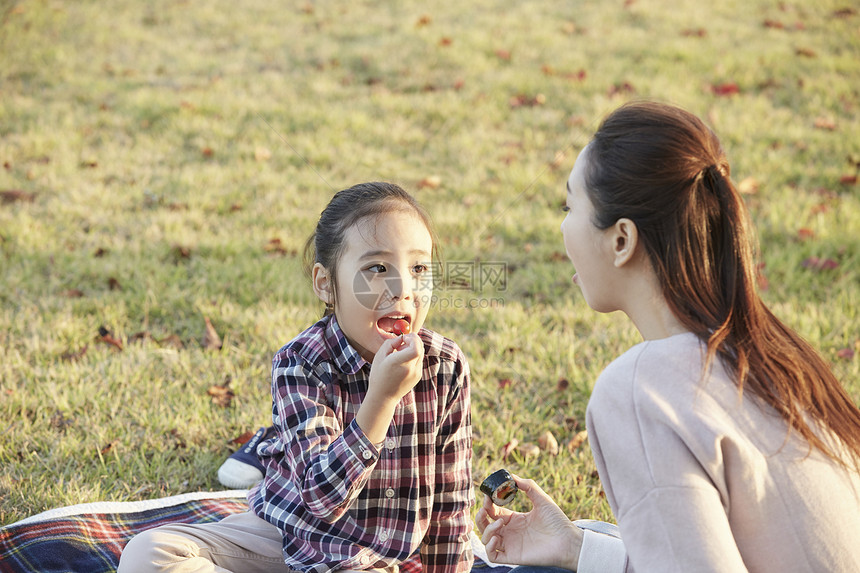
xmin=475 ymin=475 xmax=583 ymax=569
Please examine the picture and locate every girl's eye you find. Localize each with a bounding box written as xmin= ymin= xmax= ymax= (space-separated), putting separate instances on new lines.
xmin=412 ymin=264 xmax=429 ymax=274
xmin=367 ymin=264 xmax=386 ymax=273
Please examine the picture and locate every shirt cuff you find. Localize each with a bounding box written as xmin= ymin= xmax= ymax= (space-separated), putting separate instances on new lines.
xmin=576 ymin=528 xmax=627 ymax=573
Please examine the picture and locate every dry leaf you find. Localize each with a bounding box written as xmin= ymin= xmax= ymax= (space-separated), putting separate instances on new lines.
xmin=567 ymin=430 xmax=589 ymax=453
xmin=61 ymin=345 xmax=88 ymax=362
xmin=836 ymin=347 xmax=855 ymax=360
xmin=208 ymin=383 xmax=234 ymax=408
xmin=203 ymin=316 xmax=223 ymax=351
xmin=802 ymin=256 xmax=839 ymax=271
xmin=517 ymin=442 xmax=541 ymax=459
xmin=418 ymin=176 xmax=442 ymax=189
xmin=158 ymin=334 xmax=185 ymax=349
xmin=501 ymin=439 xmax=519 ymax=461
xmin=538 ymin=430 xmax=560 ymax=455
xmin=0 ymin=190 xmax=36 ymax=204
xmin=711 ymin=82 xmax=740 ymax=96
xmin=230 ymin=430 xmax=256 ymax=445
xmin=97 ymin=326 xmax=124 ymax=351
xmin=814 ymin=117 xmax=837 ymax=131
xmin=797 ymin=228 xmax=815 ymax=240
xmin=255 ymin=146 xmax=272 ymax=162
xmin=100 ymin=440 xmax=119 ymax=456
xmin=556 ymin=378 xmax=570 ymax=391
xmin=737 ymin=177 xmax=760 ymax=194
xmin=498 ymin=378 xmax=513 ymax=390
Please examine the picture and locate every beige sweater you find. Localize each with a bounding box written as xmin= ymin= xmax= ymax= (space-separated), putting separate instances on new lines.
xmin=584 ymin=333 xmax=860 ymax=572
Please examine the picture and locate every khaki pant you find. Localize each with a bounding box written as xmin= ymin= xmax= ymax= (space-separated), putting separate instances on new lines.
xmin=117 ymin=510 xmax=398 ymax=573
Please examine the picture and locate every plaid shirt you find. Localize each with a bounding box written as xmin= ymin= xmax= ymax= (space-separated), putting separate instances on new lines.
xmin=248 ymin=315 xmax=474 ymax=573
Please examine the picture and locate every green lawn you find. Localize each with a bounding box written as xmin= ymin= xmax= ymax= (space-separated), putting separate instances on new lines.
xmin=1 ymin=0 xmax=858 ymax=526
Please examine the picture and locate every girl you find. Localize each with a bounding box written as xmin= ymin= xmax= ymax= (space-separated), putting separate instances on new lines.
xmin=476 ymin=101 xmax=860 ymax=572
xmin=119 ymin=182 xmax=474 ymax=573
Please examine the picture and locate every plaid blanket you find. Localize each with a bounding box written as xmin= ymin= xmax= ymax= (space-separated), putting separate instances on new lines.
xmin=0 ymin=491 xmax=510 ymax=573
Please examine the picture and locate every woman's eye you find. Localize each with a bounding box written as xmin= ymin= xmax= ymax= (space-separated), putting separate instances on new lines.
xmin=561 ymin=205 xmax=571 ymax=213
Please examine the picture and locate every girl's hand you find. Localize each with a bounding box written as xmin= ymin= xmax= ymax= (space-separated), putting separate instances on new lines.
xmin=367 ymin=333 xmax=425 ymax=403
xmin=356 ymin=334 xmax=424 ymax=445
xmin=475 ymin=475 xmax=583 ymax=568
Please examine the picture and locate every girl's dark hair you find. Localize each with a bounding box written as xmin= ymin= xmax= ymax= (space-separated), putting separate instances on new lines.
xmin=303 ymin=181 xmax=438 ymax=315
xmin=585 ymin=100 xmax=860 ymax=469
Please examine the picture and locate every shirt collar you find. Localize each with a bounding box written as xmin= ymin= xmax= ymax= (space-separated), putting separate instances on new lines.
xmin=325 ymin=314 xmax=369 ymax=376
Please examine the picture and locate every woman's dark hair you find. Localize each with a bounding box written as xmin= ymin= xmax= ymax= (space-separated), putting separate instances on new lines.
xmin=585 ymin=100 xmax=860 ymax=468
xmin=303 ymin=181 xmax=438 ymax=315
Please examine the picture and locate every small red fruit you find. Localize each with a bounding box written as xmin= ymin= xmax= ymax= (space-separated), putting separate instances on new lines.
xmin=393 ymin=319 xmax=410 ymax=335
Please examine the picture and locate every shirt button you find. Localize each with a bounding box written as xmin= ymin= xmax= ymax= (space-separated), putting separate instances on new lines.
xmin=361 ymin=449 xmax=372 ymax=460
xmin=379 ymin=531 xmax=389 ymax=542
xmin=385 ymin=488 xmax=395 ymax=498
xmin=384 ymin=438 xmax=396 ymax=450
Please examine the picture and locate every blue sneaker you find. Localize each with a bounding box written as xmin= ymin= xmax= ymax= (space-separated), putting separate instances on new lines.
xmin=217 ymin=426 xmax=275 ymax=488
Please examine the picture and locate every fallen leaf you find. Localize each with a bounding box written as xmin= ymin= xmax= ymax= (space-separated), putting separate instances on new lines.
xmin=0 ymin=190 xmax=36 ymax=204
xmin=556 ymin=378 xmax=570 ymax=391
xmin=814 ymin=117 xmax=837 ymax=131
xmin=203 ymin=316 xmax=222 ymax=351
xmin=61 ymin=345 xmax=88 ymax=362
xmin=500 ymin=439 xmax=519 ymax=461
xmin=608 ymin=82 xmax=635 ymax=97
xmin=711 ymin=82 xmax=740 ymax=96
xmin=567 ymin=430 xmax=588 ymax=453
xmin=79 ymin=160 xmax=98 ymax=168
xmin=60 ymin=289 xmax=85 ymax=298
xmin=517 ymin=442 xmax=541 ymax=459
xmin=108 ymin=277 xmax=122 ymax=290
xmin=832 ymin=7 xmax=857 ymax=18
xmin=97 ymin=326 xmax=124 ymax=351
xmin=498 ymin=378 xmax=513 ymax=390
xmin=737 ymin=176 xmax=760 ymax=194
xmin=254 ymin=146 xmax=272 ymax=162
xmin=207 ymin=381 xmax=234 ymax=408
xmin=509 ymin=93 xmax=546 ymax=108
xmin=230 ymin=430 xmax=256 ymax=445
xmin=681 ymin=28 xmax=707 ymax=37
xmin=418 ymin=175 xmax=442 ymax=189
xmin=202 ymin=147 xmax=214 ymax=158
xmin=172 ymin=245 xmax=192 ymax=261
xmin=836 ymin=347 xmax=855 ymax=360
xmin=230 ymin=203 xmax=243 ymax=212
xmin=94 ymin=247 xmax=109 ymax=257
xmin=839 ymin=175 xmax=857 ymax=185
xmin=415 ymin=14 xmax=432 ymax=27
xmin=763 ymin=19 xmax=784 ymax=28
xmin=797 ymin=228 xmax=815 ymax=240
xmin=265 ymin=237 xmax=290 ymax=256
xmin=129 ymin=331 xmax=153 ymax=343
xmin=158 ymin=334 xmax=185 ymax=349
xmin=438 ymin=37 xmax=452 ymax=47
xmin=538 ymin=430 xmax=560 ymax=455
xmin=495 ymin=49 xmax=512 ymax=61
xmin=795 ymin=47 xmax=817 ymax=58
xmin=801 ymin=256 xmax=839 ymax=271
xmin=99 ymin=440 xmax=119 ymax=456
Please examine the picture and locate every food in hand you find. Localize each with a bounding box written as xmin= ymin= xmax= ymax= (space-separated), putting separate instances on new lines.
xmin=393 ymin=319 xmax=410 ymax=335
xmin=480 ymin=468 xmax=518 ymax=506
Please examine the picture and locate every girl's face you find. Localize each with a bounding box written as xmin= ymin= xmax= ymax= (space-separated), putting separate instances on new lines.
xmin=330 ymin=210 xmax=434 ymax=362
xmin=560 ymin=145 xmax=618 ymax=312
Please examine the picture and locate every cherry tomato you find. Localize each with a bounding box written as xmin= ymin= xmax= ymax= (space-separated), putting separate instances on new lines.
xmin=393 ymin=319 xmax=410 ymax=335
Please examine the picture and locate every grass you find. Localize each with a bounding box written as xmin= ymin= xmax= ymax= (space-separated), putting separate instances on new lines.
xmin=1 ymin=0 xmax=858 ymax=527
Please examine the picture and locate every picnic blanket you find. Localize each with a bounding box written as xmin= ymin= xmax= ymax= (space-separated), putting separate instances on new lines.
xmin=0 ymin=490 xmax=512 ymax=573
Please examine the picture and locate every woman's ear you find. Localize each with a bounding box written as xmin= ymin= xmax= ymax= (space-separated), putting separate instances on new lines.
xmin=311 ymin=263 xmax=333 ymax=305
xmin=610 ymin=218 xmax=639 ymax=268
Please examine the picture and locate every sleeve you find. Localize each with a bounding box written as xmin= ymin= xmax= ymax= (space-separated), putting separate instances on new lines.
xmin=266 ymin=350 xmax=379 ymax=523
xmin=585 ymin=352 xmax=749 ymax=573
xmin=420 ymin=351 xmax=475 ymax=573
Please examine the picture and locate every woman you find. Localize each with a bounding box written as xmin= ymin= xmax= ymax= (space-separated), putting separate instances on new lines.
xmin=477 ymin=101 xmax=860 ymax=572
